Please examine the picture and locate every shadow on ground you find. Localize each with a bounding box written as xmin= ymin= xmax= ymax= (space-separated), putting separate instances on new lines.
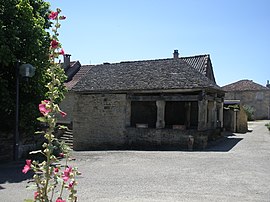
xmin=206 ymin=132 xmax=243 ymax=152
xmin=0 ymin=161 xmax=33 ymax=186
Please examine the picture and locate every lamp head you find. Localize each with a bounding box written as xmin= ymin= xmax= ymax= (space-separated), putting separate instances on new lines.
xmin=19 ymin=64 xmax=35 ymax=78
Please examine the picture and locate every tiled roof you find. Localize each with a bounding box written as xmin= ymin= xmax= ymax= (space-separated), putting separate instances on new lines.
xmin=72 ymin=58 xmax=222 ymax=93
xmin=182 ymin=54 xmax=215 ymax=83
xmin=181 ymin=55 xmax=208 ymax=75
xmin=65 ymin=65 xmax=92 ymax=90
xmin=222 ymin=80 xmax=269 ymax=91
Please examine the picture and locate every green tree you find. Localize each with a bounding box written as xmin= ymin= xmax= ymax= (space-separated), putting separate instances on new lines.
xmin=0 ymin=0 xmax=52 ymax=138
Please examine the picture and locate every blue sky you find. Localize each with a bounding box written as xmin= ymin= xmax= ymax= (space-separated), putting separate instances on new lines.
xmin=48 ymin=0 xmax=270 ymax=87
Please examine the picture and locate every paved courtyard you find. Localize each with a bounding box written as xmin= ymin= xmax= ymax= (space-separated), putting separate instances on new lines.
xmin=1 ymin=121 xmax=270 ymax=201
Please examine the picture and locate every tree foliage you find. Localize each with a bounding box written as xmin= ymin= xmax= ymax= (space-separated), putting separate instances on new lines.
xmin=243 ymin=105 xmax=255 ymax=121
xmin=0 ymin=0 xmax=52 ymax=136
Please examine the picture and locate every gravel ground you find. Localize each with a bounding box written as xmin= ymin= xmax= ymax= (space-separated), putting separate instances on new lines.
xmin=1 ymin=120 xmax=270 ymax=202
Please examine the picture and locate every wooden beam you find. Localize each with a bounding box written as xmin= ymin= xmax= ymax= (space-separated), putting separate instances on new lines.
xmin=128 ymin=95 xmax=198 ymax=101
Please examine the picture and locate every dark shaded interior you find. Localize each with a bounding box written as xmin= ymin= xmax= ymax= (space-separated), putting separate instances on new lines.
xmin=131 ymin=101 xmax=157 ymax=128
xmin=165 ymin=101 xmax=185 ymax=127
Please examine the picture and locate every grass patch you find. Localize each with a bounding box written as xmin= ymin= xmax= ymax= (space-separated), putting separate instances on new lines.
xmin=265 ymin=123 xmax=270 ymax=131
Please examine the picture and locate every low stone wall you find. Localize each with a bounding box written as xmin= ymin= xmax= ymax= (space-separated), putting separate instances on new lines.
xmin=125 ymin=128 xmax=212 ymax=150
xmin=0 ymin=132 xmax=14 ymax=161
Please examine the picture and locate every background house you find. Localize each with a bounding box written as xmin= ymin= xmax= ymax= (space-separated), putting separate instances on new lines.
xmin=71 ymin=50 xmax=224 ymax=150
xmin=222 ymin=80 xmax=270 ymax=120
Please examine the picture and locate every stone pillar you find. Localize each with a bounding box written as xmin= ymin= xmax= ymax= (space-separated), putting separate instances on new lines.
xmin=185 ymin=102 xmax=191 ymax=128
xmin=219 ymin=102 xmax=224 ymax=128
xmin=156 ymin=100 xmax=165 ymax=128
xmin=207 ymin=101 xmax=213 ymax=129
xmin=212 ymin=101 xmax=217 ymax=128
xmin=125 ymin=99 xmax=131 ymax=127
xmin=233 ymin=110 xmax=237 ymax=132
xmin=198 ymin=100 xmax=208 ymax=131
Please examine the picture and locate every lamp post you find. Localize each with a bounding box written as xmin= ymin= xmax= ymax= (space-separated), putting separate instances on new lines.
xmin=14 ymin=61 xmax=35 ymax=161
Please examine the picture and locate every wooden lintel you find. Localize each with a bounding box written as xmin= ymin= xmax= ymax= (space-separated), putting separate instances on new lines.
xmin=128 ymin=95 xmax=198 ymax=102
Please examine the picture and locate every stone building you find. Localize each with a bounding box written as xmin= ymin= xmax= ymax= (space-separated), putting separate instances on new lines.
xmin=57 ymin=56 xmax=91 ymax=124
xmin=222 ymin=80 xmax=270 ymax=120
xmin=71 ymin=51 xmax=225 ymax=150
xmin=223 ymin=100 xmax=248 ymax=133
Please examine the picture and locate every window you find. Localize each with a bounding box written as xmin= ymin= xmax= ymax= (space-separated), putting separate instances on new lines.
xmin=165 ymin=101 xmax=185 ymax=128
xmin=131 ymin=101 xmax=157 ymax=128
xmin=256 ymin=92 xmax=263 ymax=101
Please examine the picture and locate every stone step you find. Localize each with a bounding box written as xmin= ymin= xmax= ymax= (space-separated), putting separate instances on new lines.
xmin=60 ymin=136 xmax=73 ymax=140
xmin=59 ymin=139 xmax=73 ymax=143
xmin=59 ymin=129 xmax=73 ymax=149
xmin=64 ymin=131 xmax=73 ymax=135
xmin=62 ymin=134 xmax=73 ymax=138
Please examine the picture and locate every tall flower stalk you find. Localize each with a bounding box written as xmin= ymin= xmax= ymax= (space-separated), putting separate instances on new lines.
xmin=23 ymin=9 xmax=80 ymax=202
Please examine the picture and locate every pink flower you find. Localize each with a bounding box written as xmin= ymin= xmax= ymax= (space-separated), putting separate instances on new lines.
xmin=54 ymin=167 xmax=59 ymax=173
xmin=51 ymin=39 xmax=59 ymax=49
xmin=59 ymin=153 xmax=64 ymax=158
xmin=59 ymin=110 xmax=67 ymax=117
xmin=49 ymin=11 xmax=58 ymax=20
xmin=22 ymin=159 xmax=31 ymax=174
xmin=68 ymin=180 xmax=75 ymax=189
xmin=56 ymin=198 xmax=66 ymax=202
xmin=63 ymin=167 xmax=72 ymax=182
xmin=39 ymin=100 xmax=51 ymax=116
xmin=59 ymin=16 xmax=66 ymax=20
xmin=59 ymin=48 xmax=65 ymax=55
xmin=34 ymin=191 xmax=39 ymax=199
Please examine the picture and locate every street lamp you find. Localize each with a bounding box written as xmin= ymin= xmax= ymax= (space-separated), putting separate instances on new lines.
xmin=14 ymin=61 xmax=35 ymax=161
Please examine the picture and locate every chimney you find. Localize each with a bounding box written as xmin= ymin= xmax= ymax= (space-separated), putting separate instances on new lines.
xmin=63 ymin=54 xmax=71 ymax=70
xmin=267 ymin=80 xmax=270 ymax=88
xmin=173 ymin=50 xmax=179 ymax=59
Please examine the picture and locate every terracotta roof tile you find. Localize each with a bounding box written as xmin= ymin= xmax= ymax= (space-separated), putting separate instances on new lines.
xmin=222 ymin=80 xmax=269 ymax=91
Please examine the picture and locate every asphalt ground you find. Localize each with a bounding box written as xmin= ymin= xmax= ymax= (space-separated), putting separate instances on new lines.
xmin=1 ymin=120 xmax=270 ymax=202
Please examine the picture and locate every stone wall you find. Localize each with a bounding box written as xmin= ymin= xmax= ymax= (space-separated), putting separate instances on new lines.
xmin=72 ymin=93 xmax=222 ymax=151
xmin=225 ymin=90 xmax=270 ymax=120
xmin=58 ymin=91 xmax=75 ymax=124
xmin=73 ymin=93 xmax=127 ymax=150
xmin=223 ymin=107 xmax=247 ymax=133
xmin=126 ymin=128 xmax=214 ymax=150
xmin=237 ymin=105 xmax=248 ymax=133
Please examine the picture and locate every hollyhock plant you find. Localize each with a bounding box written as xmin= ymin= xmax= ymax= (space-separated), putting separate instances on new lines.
xmin=56 ymin=198 xmax=66 ymax=202
xmin=34 ymin=191 xmax=39 ymax=199
xmin=51 ymin=39 xmax=59 ymax=49
xmin=49 ymin=11 xmax=58 ymax=20
xmin=38 ymin=100 xmax=51 ymax=115
xmin=63 ymin=167 xmax=72 ymax=182
xmin=59 ymin=16 xmax=66 ymax=20
xmin=22 ymin=159 xmax=31 ymax=174
xmin=68 ymin=180 xmax=75 ymax=189
xmin=59 ymin=110 xmax=67 ymax=117
xmin=23 ymin=8 xmax=80 ymax=202
xmin=59 ymin=48 xmax=65 ymax=55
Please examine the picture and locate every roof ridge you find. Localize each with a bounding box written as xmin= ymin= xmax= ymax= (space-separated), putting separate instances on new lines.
xmin=89 ymin=54 xmax=210 ymax=66
xmin=222 ymin=79 xmax=269 ymax=91
xmin=180 ymin=54 xmax=209 ymax=59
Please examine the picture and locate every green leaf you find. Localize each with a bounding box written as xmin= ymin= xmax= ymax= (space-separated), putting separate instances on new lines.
xmin=37 ymin=117 xmax=46 ymax=122
xmin=24 ymin=199 xmax=34 ymax=202
xmin=58 ymin=125 xmax=68 ymax=130
xmin=34 ymin=131 xmax=44 ymax=134
xmin=29 ymin=150 xmax=42 ymax=154
xmin=26 ymin=184 xmax=37 ymax=190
